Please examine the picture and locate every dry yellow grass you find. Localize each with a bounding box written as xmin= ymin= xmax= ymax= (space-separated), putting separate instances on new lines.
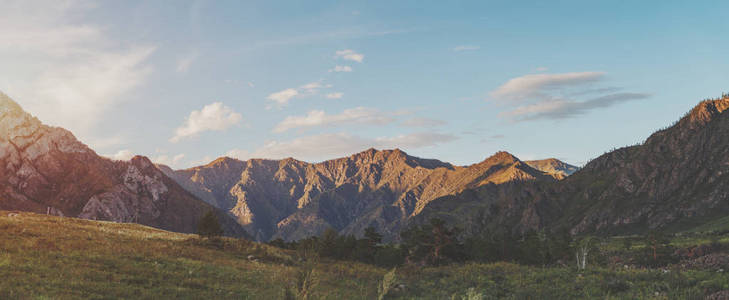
xmin=0 ymin=211 xmax=384 ymax=299
xmin=1 ymin=211 xmax=726 ymax=299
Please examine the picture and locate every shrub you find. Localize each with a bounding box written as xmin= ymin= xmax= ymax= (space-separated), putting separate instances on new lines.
xmin=378 ymin=268 xmax=397 ymax=300
xmin=196 ymin=210 xmax=223 ymax=239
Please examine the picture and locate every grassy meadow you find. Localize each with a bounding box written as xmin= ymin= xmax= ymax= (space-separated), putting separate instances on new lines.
xmin=0 ymin=211 xmax=727 ymax=299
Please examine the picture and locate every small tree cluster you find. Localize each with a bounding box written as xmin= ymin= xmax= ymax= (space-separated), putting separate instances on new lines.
xmin=268 ymin=219 xmax=611 ymax=268
xmin=463 ymin=229 xmax=574 ymax=266
xmin=401 ymin=218 xmax=464 ymax=266
xmin=269 ymin=226 xmax=405 ymax=268
xmin=197 ymin=210 xmax=223 ymax=239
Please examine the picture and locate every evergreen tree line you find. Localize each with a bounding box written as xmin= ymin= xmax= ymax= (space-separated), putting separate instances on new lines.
xmin=197 ymin=211 xmax=682 ymax=269
xmin=269 ymin=226 xmax=405 ymax=268
xmin=267 ymin=218 xmax=582 ymax=268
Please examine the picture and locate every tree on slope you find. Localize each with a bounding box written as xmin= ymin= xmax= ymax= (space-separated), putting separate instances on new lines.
xmin=197 ymin=210 xmax=223 ymax=238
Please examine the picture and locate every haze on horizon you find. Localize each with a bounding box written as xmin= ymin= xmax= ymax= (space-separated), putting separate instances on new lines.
xmin=0 ymin=0 xmax=727 ymax=169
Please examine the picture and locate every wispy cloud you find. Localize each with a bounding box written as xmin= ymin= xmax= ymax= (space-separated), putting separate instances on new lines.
xmin=329 ymin=65 xmax=353 ymax=72
xmin=490 ymin=71 xmax=648 ymax=122
xmin=0 ymin=1 xmax=155 ymax=149
xmin=266 ymin=88 xmax=299 ymax=108
xmin=501 ymin=93 xmax=650 ymax=121
xmin=453 ymin=45 xmax=480 ymax=52
xmin=266 ymin=81 xmax=332 ymax=108
xmin=226 ymin=132 xmax=457 ymax=162
xmin=335 ymin=49 xmax=364 ymax=63
xmin=325 ymin=92 xmax=344 ymax=99
xmin=273 ymin=107 xmax=393 ymax=133
xmin=104 ymin=149 xmax=135 ymax=161
xmin=176 ymin=50 xmax=198 ymax=73
xmin=171 ymin=102 xmax=243 ymax=142
xmin=152 ymin=153 xmax=186 ymax=167
xmin=490 ymin=72 xmax=605 ymax=102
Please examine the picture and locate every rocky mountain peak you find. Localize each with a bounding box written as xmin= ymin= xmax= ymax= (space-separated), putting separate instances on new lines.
xmin=0 ymin=92 xmax=42 ymax=141
xmin=0 ymin=93 xmax=245 ymax=237
xmin=525 ymin=158 xmax=579 ymax=178
xmin=0 ymin=92 xmax=23 ymax=115
xmin=684 ymin=96 xmax=729 ymax=127
xmin=130 ymin=155 xmax=157 ymax=170
xmin=480 ymin=151 xmax=521 ymax=166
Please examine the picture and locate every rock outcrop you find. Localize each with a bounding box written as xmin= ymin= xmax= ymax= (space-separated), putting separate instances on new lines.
xmin=526 ymin=158 xmax=579 ymax=179
xmin=0 ymin=92 xmax=244 ymax=236
xmin=162 ymin=148 xmax=557 ymax=241
xmin=423 ymin=95 xmax=729 ymax=237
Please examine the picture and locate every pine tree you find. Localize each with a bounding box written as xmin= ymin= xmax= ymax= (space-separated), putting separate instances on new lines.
xmin=197 ymin=210 xmax=223 ymax=238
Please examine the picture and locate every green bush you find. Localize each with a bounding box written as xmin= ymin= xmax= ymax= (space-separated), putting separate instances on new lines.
xmin=196 ymin=210 xmax=223 ymax=239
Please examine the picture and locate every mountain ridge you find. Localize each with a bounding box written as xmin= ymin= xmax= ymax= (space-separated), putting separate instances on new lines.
xmin=161 ymin=147 xmax=563 ymax=241
xmin=414 ymin=94 xmax=729 ymax=237
xmin=0 ymin=92 xmax=246 ymax=237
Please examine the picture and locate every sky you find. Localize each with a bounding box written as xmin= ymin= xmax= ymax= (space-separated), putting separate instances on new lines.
xmin=1 ymin=0 xmax=728 ymax=169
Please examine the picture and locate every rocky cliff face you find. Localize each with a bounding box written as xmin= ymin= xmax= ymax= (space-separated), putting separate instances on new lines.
xmin=562 ymin=96 xmax=729 ymax=234
xmin=526 ymin=158 xmax=579 ymax=179
xmin=0 ymin=92 xmax=244 ymax=236
xmin=422 ymin=95 xmax=729 ymax=237
xmin=163 ymin=148 xmax=557 ymax=241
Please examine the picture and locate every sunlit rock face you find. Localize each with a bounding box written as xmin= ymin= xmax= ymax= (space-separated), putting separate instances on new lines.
xmin=564 ymin=97 xmax=729 ymax=234
xmin=418 ymin=96 xmax=729 ymax=238
xmin=163 ymin=148 xmax=558 ymax=241
xmin=0 ymin=92 xmax=244 ymax=236
xmin=525 ymin=158 xmax=579 ymax=179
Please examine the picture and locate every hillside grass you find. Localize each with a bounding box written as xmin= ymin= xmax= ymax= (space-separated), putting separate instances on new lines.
xmin=0 ymin=211 xmax=728 ymax=299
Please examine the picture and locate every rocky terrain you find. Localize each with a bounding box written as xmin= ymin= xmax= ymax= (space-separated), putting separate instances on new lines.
xmin=525 ymin=158 xmax=579 ymax=179
xmin=0 ymin=92 xmax=244 ymax=236
xmin=419 ymin=95 xmax=729 ymax=237
xmin=161 ymin=149 xmax=560 ymax=241
xmin=5 ymin=89 xmax=729 ymax=244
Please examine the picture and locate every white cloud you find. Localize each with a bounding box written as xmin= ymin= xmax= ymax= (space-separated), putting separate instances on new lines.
xmin=453 ymin=45 xmax=480 ymax=52
xmin=152 ymin=153 xmax=186 ymax=167
xmin=0 ymin=1 xmax=156 ymax=149
xmin=490 ymin=72 xmax=649 ymax=122
xmin=176 ymin=51 xmax=198 ymax=73
xmin=374 ymin=132 xmax=458 ymax=148
xmin=224 ymin=149 xmax=251 ymax=161
xmin=266 ymin=81 xmax=331 ymax=108
xmin=501 ymin=93 xmax=650 ymax=121
xmin=325 ymin=92 xmax=344 ymax=99
xmin=273 ymin=107 xmax=393 ymax=133
xmin=335 ymin=49 xmax=364 ymax=63
xmin=228 ymin=132 xmax=456 ymax=162
xmin=490 ymin=72 xmax=605 ymax=102
xmin=266 ymin=88 xmax=299 ymax=107
xmin=329 ymin=65 xmax=353 ymax=72
xmin=299 ymin=82 xmax=325 ymax=93
xmin=535 ymin=67 xmax=548 ymax=72
xmin=105 ymin=149 xmax=135 ymax=161
xmin=170 ymin=102 xmax=243 ymax=142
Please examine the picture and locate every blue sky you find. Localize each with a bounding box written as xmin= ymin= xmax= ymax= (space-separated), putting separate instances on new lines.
xmin=1 ymin=0 xmax=727 ymax=168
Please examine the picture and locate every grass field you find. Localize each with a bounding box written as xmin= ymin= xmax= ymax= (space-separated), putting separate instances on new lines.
xmin=0 ymin=211 xmax=727 ymax=299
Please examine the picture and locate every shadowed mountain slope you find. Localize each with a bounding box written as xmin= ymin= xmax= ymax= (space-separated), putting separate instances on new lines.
xmin=0 ymin=92 xmax=245 ymax=236
xmin=162 ymin=149 xmax=558 ymax=241
xmin=526 ymin=158 xmax=579 ymax=179
xmin=417 ymin=94 xmax=729 ymax=237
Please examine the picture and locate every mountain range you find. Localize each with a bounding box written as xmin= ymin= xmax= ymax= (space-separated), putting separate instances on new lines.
xmin=160 ymin=149 xmax=567 ymax=241
xmin=415 ymin=96 xmax=729 ymax=238
xmin=2 ymin=91 xmax=728 ymax=242
xmin=0 ymin=93 xmax=245 ymax=237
